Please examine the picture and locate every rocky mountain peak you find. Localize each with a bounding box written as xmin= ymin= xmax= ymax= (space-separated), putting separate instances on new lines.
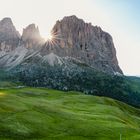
xmin=0 ymin=17 xmax=20 ymax=53
xmin=22 ymin=24 xmax=40 ymax=40
xmin=53 ymin=15 xmax=89 ymax=36
xmin=21 ymin=24 xmax=45 ymax=46
xmin=0 ymin=16 xmax=123 ymax=75
xmin=50 ymin=15 xmax=123 ymax=74
xmin=0 ymin=17 xmax=20 ymax=41
xmin=1 ymin=17 xmax=13 ymax=25
xmin=61 ymin=15 xmax=84 ymax=22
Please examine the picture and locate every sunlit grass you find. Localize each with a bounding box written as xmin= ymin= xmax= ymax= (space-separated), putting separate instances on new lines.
xmin=0 ymin=88 xmax=140 ymax=140
xmin=0 ymin=92 xmax=5 ymax=96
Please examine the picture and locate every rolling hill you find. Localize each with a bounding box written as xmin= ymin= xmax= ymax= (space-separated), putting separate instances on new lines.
xmin=0 ymin=87 xmax=140 ymax=140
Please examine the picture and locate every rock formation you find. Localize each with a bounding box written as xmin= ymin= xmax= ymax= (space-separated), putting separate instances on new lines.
xmin=43 ymin=15 xmax=123 ymax=74
xmin=0 ymin=16 xmax=123 ymax=75
xmin=0 ymin=17 xmax=20 ymax=53
xmin=21 ymin=24 xmax=45 ymax=48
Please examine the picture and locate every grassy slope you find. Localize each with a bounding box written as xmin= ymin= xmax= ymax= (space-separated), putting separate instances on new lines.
xmin=0 ymin=88 xmax=140 ymax=140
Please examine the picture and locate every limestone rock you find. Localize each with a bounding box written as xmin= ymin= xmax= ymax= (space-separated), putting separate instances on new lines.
xmin=21 ymin=24 xmax=45 ymax=48
xmin=43 ymin=15 xmax=123 ymax=74
xmin=0 ymin=17 xmax=20 ymax=52
xmin=0 ymin=16 xmax=123 ymax=75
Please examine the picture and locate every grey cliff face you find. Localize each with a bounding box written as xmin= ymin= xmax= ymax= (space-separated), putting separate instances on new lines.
xmin=42 ymin=16 xmax=123 ymax=74
xmin=0 ymin=17 xmax=20 ymax=52
xmin=0 ymin=16 xmax=123 ymax=75
xmin=21 ymin=24 xmax=45 ymax=48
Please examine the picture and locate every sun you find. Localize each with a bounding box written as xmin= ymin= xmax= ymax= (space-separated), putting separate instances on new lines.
xmin=45 ymin=31 xmax=61 ymax=46
xmin=46 ymin=32 xmax=54 ymax=41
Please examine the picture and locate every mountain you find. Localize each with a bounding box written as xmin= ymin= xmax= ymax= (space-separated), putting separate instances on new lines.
xmin=1 ymin=16 xmax=140 ymax=108
xmin=0 ymin=17 xmax=20 ymax=42
xmin=46 ymin=15 xmax=123 ymax=74
xmin=0 ymin=18 xmax=20 ymax=57
xmin=0 ymin=16 xmax=122 ymax=75
xmin=21 ymin=24 xmax=45 ymax=48
xmin=0 ymin=16 xmax=140 ymax=140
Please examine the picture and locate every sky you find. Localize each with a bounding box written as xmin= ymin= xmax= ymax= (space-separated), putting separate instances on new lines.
xmin=0 ymin=0 xmax=139 ymax=75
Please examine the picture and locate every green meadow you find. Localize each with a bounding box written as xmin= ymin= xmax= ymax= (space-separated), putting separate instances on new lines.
xmin=0 ymin=88 xmax=140 ymax=140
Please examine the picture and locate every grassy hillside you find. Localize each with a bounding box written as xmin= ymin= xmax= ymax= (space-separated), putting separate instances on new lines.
xmin=0 ymin=88 xmax=140 ymax=140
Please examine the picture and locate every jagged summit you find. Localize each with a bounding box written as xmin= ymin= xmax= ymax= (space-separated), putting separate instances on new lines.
xmin=0 ymin=17 xmax=20 ymax=41
xmin=21 ymin=24 xmax=45 ymax=45
xmin=0 ymin=17 xmax=20 ymax=53
xmin=1 ymin=17 xmax=13 ymax=25
xmin=60 ymin=15 xmax=84 ymax=22
xmin=50 ymin=15 xmax=123 ymax=74
xmin=0 ymin=15 xmax=123 ymax=75
xmin=22 ymin=24 xmax=40 ymax=40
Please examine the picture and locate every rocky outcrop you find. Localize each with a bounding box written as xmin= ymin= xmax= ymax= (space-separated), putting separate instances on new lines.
xmin=0 ymin=17 xmax=20 ymax=52
xmin=42 ymin=15 xmax=123 ymax=74
xmin=0 ymin=16 xmax=123 ymax=75
xmin=21 ymin=24 xmax=45 ymax=48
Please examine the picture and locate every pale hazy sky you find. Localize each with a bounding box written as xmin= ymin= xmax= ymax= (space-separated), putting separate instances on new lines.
xmin=0 ymin=0 xmax=139 ymax=75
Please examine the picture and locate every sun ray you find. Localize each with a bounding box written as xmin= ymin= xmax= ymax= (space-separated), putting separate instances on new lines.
xmin=45 ymin=30 xmax=62 ymax=47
